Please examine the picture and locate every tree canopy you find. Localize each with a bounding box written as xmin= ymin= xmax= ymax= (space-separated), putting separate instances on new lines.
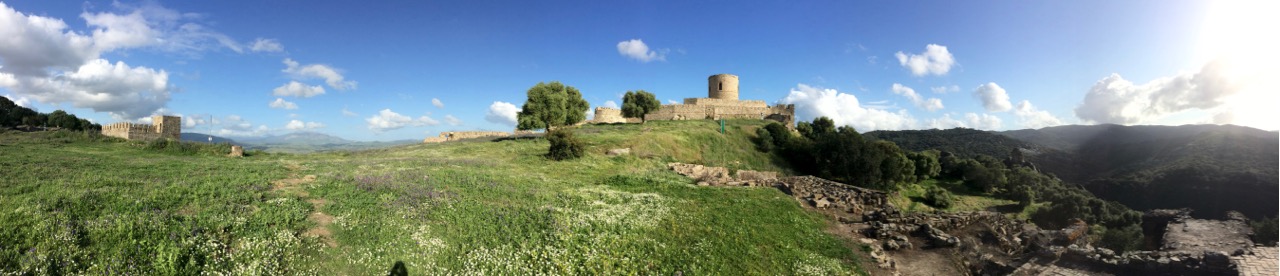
xmin=516 ymin=81 xmax=589 ymax=130
xmin=621 ymin=90 xmax=661 ymax=121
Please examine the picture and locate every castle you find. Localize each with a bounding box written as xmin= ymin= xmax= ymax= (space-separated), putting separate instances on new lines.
xmin=101 ymin=115 xmax=181 ymax=141
xmin=592 ymin=74 xmax=794 ymax=127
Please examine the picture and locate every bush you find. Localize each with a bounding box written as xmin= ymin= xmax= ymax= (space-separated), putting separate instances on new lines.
xmin=1093 ymin=224 xmax=1143 ymax=253
xmin=754 ymin=128 xmax=774 ymax=152
xmin=922 ymin=185 xmax=955 ymax=209
xmin=1252 ymin=217 xmax=1278 ymax=246
xmin=546 ymin=128 xmax=584 ymax=160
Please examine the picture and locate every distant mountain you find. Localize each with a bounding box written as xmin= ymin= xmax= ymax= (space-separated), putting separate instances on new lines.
xmin=235 ymin=131 xmax=352 ymax=146
xmin=866 ymin=125 xmax=1279 ymax=220
xmin=180 ymin=133 xmax=239 ymax=145
xmin=1000 ymin=124 xmax=1278 ymax=219
xmin=863 ymin=128 xmax=1041 ymax=158
xmin=232 ymin=131 xmax=418 ymax=153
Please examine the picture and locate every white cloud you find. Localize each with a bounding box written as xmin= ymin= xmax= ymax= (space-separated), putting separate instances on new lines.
xmin=272 ymin=81 xmax=325 ymax=98
xmin=779 ymin=84 xmax=917 ymax=131
xmin=431 ymin=98 xmax=444 ymax=109
xmin=285 ymin=119 xmax=324 ymax=130
xmin=667 ymin=99 xmax=678 ymax=104
xmin=81 ymin=2 xmax=243 ymax=54
xmin=269 ymin=98 xmax=298 ymax=110
xmin=282 ymin=58 xmax=356 ymax=90
xmin=0 ymin=2 xmax=96 ymax=76
xmin=444 ymin=115 xmax=461 ymax=126
xmin=3 ymin=94 xmax=32 ymax=108
xmin=616 ymin=39 xmax=666 ymax=63
xmin=603 ymin=100 xmax=619 ymax=109
xmin=923 ymin=113 xmax=1002 ymax=130
xmin=485 ymin=101 xmax=520 ymax=126
xmin=213 ymin=115 xmax=268 ymax=137
xmin=182 ymin=114 xmax=209 ymax=128
xmin=341 ymin=107 xmax=357 ymax=117
xmin=249 ymin=38 xmax=283 ymax=52
xmin=365 ymin=109 xmax=438 ymax=131
xmin=931 ymin=85 xmax=960 ymax=94
xmin=973 ymin=82 xmax=1013 ymax=112
xmin=895 ymin=44 xmax=956 ymax=76
xmin=891 ymin=83 xmax=944 ymax=111
xmin=1014 ymin=100 xmax=1063 ymax=129
xmin=1074 ymin=61 xmax=1242 ymax=124
xmin=1 ymin=59 xmax=172 ymax=119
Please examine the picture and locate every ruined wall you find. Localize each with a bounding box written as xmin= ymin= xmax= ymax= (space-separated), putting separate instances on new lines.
xmin=154 ymin=115 xmax=181 ymax=140
xmin=101 ymin=121 xmax=167 ymax=141
xmin=591 ymin=107 xmax=626 ymax=124
xmin=644 ymin=104 xmax=711 ymax=121
xmin=444 ymin=131 xmax=510 ymax=140
xmin=683 ymin=98 xmax=766 ymax=107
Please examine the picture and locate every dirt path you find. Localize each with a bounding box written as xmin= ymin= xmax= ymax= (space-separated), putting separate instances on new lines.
xmin=272 ymin=161 xmax=337 ymax=247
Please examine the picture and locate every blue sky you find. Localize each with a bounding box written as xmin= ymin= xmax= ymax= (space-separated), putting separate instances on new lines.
xmin=1 ymin=0 xmax=1275 ymax=141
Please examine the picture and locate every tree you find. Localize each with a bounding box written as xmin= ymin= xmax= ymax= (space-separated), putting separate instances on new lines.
xmin=516 ymin=81 xmax=589 ymax=130
xmin=621 ymin=90 xmax=661 ymax=121
xmin=47 ymin=110 xmax=80 ymax=130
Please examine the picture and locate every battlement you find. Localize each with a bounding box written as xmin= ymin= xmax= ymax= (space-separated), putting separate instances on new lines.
xmin=101 ymin=115 xmax=181 ymax=141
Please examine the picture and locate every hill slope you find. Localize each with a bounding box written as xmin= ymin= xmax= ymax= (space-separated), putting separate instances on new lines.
xmin=867 ymin=125 xmax=1279 ymax=219
xmin=0 ymin=120 xmax=857 ymax=274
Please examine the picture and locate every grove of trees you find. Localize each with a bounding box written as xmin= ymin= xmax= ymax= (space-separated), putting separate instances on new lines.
xmin=1 ymin=97 xmax=100 ymax=131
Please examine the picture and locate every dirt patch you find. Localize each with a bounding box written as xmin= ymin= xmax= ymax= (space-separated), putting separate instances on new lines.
xmin=272 ymin=162 xmax=337 ymax=247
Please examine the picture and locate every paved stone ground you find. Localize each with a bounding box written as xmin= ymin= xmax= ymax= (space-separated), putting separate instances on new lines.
xmin=1233 ymin=247 xmax=1278 ymax=276
xmin=1009 ymin=258 xmax=1113 ymax=276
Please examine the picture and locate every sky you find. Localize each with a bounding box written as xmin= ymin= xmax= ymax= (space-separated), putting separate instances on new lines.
xmin=1 ymin=0 xmax=1276 ymax=141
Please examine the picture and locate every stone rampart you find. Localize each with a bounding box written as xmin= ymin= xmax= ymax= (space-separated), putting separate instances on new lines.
xmin=682 ymin=98 xmax=767 ymax=107
xmin=591 ymin=107 xmax=627 ymax=124
xmin=100 ymin=115 xmax=180 ymax=141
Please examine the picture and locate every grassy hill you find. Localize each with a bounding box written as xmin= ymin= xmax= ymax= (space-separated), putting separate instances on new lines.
xmin=0 ymin=121 xmax=862 ymax=275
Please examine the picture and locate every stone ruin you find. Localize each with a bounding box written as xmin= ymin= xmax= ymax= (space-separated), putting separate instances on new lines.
xmin=665 ymin=162 xmax=1279 ymax=276
xmin=101 ymin=115 xmax=180 ymax=141
xmin=588 ymin=107 xmax=642 ymax=124
xmin=422 ymin=130 xmax=539 ymax=144
xmin=643 ymin=74 xmax=795 ymax=128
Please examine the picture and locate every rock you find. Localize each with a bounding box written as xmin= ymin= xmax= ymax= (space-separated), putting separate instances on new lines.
xmin=606 ymin=148 xmax=631 ymax=156
xmin=229 ymin=145 xmax=244 ymax=157
xmin=814 ymin=198 xmax=832 ymax=209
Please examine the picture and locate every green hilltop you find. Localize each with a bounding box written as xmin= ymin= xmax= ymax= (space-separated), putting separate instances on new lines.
xmin=0 ymin=120 xmax=865 ymax=275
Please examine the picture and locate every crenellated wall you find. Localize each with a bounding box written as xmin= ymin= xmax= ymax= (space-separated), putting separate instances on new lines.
xmin=591 ymin=107 xmax=627 ymax=123
xmin=100 ymin=115 xmax=181 ymax=141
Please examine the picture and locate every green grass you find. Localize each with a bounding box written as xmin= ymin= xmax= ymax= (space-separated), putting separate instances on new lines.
xmin=0 ymin=121 xmax=863 ymax=275
xmin=893 ymin=178 xmax=1018 ymax=213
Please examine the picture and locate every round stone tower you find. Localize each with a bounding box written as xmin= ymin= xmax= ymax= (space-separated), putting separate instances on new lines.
xmin=707 ymin=74 xmax=739 ymax=100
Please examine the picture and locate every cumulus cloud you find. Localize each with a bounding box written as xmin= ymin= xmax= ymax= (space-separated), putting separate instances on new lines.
xmin=0 ymin=2 xmax=252 ymax=119
xmin=431 ymin=98 xmax=444 ymax=108
xmin=249 ymin=38 xmax=283 ymax=52
xmin=214 ymin=115 xmax=268 ymax=137
xmin=1074 ymin=61 xmax=1242 ymax=124
xmin=365 ymin=109 xmax=438 ymax=131
xmin=895 ymin=44 xmax=956 ymax=76
xmin=485 ymin=101 xmax=520 ymax=126
xmin=282 ymin=58 xmax=356 ymax=90
xmin=924 ymin=113 xmax=1003 ymax=130
xmin=891 ymin=83 xmax=944 ymax=112
xmin=1 ymin=59 xmax=172 ymax=119
xmin=269 ymin=98 xmax=298 ymax=110
xmin=667 ymin=99 xmax=678 ymax=104
xmin=285 ymin=119 xmax=324 ymax=130
xmin=779 ymin=84 xmax=917 ymax=131
xmin=616 ymin=39 xmax=666 ymax=63
xmin=272 ymin=81 xmax=325 ymax=98
xmin=931 ymin=85 xmax=959 ymax=94
xmin=1014 ymin=100 xmax=1063 ymax=129
xmin=444 ymin=114 xmax=461 ymax=126
xmin=973 ymin=82 xmax=1013 ymax=112
xmin=602 ymin=100 xmax=619 ymax=109
xmin=3 ymin=94 xmax=32 ymax=108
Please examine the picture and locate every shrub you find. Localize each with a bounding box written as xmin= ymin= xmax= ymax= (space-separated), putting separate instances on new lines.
xmin=1252 ymin=217 xmax=1278 ymax=246
xmin=755 ymin=127 xmax=774 ymax=152
xmin=1094 ymin=224 xmax=1143 ymax=253
xmin=922 ymin=185 xmax=955 ymax=209
xmin=546 ymin=128 xmax=584 ymax=160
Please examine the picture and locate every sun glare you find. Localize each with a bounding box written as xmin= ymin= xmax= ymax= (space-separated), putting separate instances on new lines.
xmin=1198 ymin=0 xmax=1280 ymax=129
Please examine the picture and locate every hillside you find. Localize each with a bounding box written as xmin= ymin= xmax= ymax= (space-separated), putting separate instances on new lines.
xmin=202 ymin=131 xmax=420 ymax=153
xmin=868 ymin=125 xmax=1279 ymax=220
xmin=1001 ymin=124 xmax=1279 ymax=219
xmin=180 ymin=132 xmax=240 ymax=144
xmin=0 ymin=120 xmax=860 ymax=274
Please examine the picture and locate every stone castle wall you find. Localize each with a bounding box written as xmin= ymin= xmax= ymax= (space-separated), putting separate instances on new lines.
xmin=101 ymin=115 xmax=181 ymax=141
xmin=424 ymin=130 xmax=539 ymax=144
xmin=591 ymin=107 xmax=626 ymax=124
